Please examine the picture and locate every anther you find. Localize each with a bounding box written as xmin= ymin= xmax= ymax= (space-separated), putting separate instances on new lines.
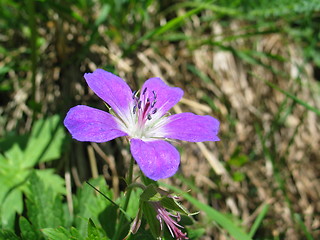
xmin=147 ymin=114 xmax=152 ymax=120
xmin=132 ymin=90 xmax=137 ymax=99
xmin=138 ymin=101 xmax=142 ymax=109
xmin=133 ymin=105 xmax=137 ymax=114
xmin=152 ymin=108 xmax=157 ymax=114
xmin=143 ymin=87 xmax=147 ymax=95
xmin=151 ymin=100 xmax=157 ymax=108
xmin=152 ymin=90 xmax=157 ymax=99
xmin=146 ymin=98 xmax=150 ymax=103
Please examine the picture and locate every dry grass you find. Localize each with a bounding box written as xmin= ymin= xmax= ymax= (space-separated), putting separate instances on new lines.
xmin=2 ymin=4 xmax=320 ymax=240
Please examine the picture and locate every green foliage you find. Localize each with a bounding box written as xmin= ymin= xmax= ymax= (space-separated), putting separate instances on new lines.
xmin=19 ymin=216 xmax=42 ymax=240
xmin=0 ymin=115 xmax=65 ymax=230
xmin=73 ymin=178 xmax=113 ymax=237
xmin=26 ymin=172 xmax=65 ymax=230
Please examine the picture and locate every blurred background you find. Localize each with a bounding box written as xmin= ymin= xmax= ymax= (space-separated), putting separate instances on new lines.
xmin=1 ymin=0 xmax=320 ymax=239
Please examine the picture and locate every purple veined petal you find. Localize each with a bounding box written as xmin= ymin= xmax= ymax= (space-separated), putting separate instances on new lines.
xmin=84 ymin=69 xmax=133 ymax=117
xmin=140 ymin=78 xmax=183 ymax=117
xmin=160 ymin=112 xmax=220 ymax=142
xmin=64 ymin=105 xmax=128 ymax=142
xmin=130 ymin=139 xmax=180 ymax=180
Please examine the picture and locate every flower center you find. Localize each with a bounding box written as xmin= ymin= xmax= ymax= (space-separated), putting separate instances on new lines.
xmin=115 ymin=87 xmax=168 ymax=140
xmin=132 ymin=87 xmax=157 ymax=126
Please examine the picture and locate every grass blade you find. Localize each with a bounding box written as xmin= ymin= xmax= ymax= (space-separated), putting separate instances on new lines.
xmin=249 ymin=204 xmax=270 ymax=238
xmin=251 ymin=73 xmax=320 ymax=116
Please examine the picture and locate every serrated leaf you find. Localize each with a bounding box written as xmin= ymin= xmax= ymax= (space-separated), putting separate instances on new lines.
xmin=42 ymin=226 xmax=84 ymax=240
xmin=19 ymin=216 xmax=42 ymax=240
xmin=23 ymin=115 xmax=66 ymax=167
xmin=85 ymin=219 xmax=101 ymax=240
xmin=36 ymin=169 xmax=66 ymax=195
xmin=26 ymin=172 xmax=64 ymax=229
xmin=42 ymin=227 xmax=71 ymax=240
xmin=74 ymin=177 xmax=112 ymax=236
xmin=1 ymin=188 xmax=23 ymax=230
xmin=70 ymin=227 xmax=84 ymax=240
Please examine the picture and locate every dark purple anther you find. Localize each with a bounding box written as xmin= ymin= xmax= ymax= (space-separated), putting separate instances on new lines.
xmin=146 ymin=98 xmax=150 ymax=103
xmin=147 ymin=114 xmax=152 ymax=120
xmin=138 ymin=101 xmax=142 ymax=109
xmin=152 ymin=108 xmax=157 ymax=114
xmin=132 ymin=90 xmax=137 ymax=99
xmin=152 ymin=90 xmax=157 ymax=99
xmin=133 ymin=105 xmax=137 ymax=114
xmin=143 ymin=87 xmax=147 ymax=95
xmin=151 ymin=100 xmax=157 ymax=108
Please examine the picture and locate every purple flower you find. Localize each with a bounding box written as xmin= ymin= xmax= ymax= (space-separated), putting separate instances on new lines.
xmin=151 ymin=201 xmax=188 ymax=240
xmin=64 ymin=69 xmax=220 ymax=180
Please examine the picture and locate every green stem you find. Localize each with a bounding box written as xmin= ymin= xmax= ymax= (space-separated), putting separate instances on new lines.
xmin=112 ymin=157 xmax=134 ymax=240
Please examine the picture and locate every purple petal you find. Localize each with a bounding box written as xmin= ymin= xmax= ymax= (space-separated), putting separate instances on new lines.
xmin=161 ymin=113 xmax=220 ymax=142
xmin=64 ymin=105 xmax=127 ymax=142
xmin=84 ymin=69 xmax=133 ymax=116
xmin=140 ymin=78 xmax=183 ymax=117
xmin=130 ymin=139 xmax=180 ymax=180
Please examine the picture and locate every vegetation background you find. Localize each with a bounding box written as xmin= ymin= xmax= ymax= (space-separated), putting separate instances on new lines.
xmin=0 ymin=0 xmax=320 ymax=239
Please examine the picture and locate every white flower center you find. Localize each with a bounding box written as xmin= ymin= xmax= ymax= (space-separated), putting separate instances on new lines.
xmin=116 ymin=87 xmax=168 ymax=140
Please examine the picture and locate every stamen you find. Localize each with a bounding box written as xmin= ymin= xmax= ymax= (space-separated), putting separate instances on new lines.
xmin=147 ymin=114 xmax=152 ymax=120
xmin=143 ymin=87 xmax=147 ymax=95
xmin=138 ymin=101 xmax=142 ymax=109
xmin=132 ymin=90 xmax=137 ymax=99
xmin=152 ymin=90 xmax=157 ymax=99
xmin=146 ymin=98 xmax=150 ymax=103
xmin=152 ymin=108 xmax=157 ymax=114
xmin=151 ymin=100 xmax=157 ymax=108
xmin=133 ymin=105 xmax=137 ymax=114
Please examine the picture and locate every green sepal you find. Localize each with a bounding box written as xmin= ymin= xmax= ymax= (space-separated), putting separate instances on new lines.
xmin=140 ymin=202 xmax=161 ymax=239
xmin=139 ymin=184 xmax=162 ymax=202
xmin=160 ymin=196 xmax=195 ymax=216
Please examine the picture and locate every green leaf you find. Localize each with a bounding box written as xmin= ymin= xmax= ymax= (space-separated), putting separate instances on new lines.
xmin=1 ymin=188 xmax=23 ymax=230
xmin=0 ymin=230 xmax=20 ymax=240
xmin=85 ymin=219 xmax=105 ymax=240
xmin=42 ymin=227 xmax=71 ymax=240
xmin=42 ymin=227 xmax=84 ymax=240
xmin=187 ymin=228 xmax=206 ymax=239
xmin=19 ymin=217 xmax=42 ymax=240
xmin=139 ymin=184 xmax=161 ymax=202
xmin=74 ymin=177 xmax=112 ymax=236
xmin=26 ymin=172 xmax=64 ymax=229
xmin=160 ymin=183 xmax=252 ymax=240
xmin=140 ymin=202 xmax=160 ymax=239
xmin=122 ymin=188 xmax=142 ymax=219
xmin=36 ymin=169 xmax=66 ymax=195
xmin=160 ymin=196 xmax=192 ymax=216
xmin=23 ymin=115 xmax=66 ymax=167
